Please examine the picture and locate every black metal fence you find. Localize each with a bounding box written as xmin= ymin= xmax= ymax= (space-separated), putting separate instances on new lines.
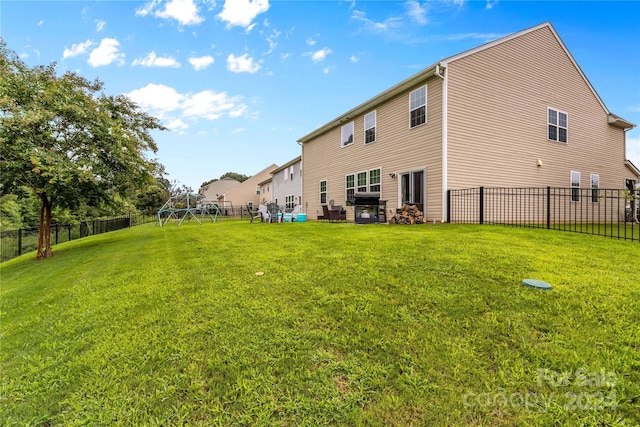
xmin=447 ymin=187 xmax=640 ymax=242
xmin=0 ymin=214 xmax=156 ymax=262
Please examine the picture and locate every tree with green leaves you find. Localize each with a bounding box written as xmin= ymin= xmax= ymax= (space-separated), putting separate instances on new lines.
xmin=0 ymin=41 xmax=167 ymax=259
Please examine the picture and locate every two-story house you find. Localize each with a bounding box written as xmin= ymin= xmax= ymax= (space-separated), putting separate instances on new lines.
xmin=298 ymin=22 xmax=638 ymax=222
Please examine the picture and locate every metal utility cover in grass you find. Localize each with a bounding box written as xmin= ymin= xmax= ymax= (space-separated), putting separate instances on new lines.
xmin=522 ymin=279 xmax=552 ymax=290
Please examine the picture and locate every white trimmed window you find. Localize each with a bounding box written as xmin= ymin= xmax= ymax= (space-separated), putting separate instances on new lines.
xmin=548 ymin=108 xmax=568 ymax=143
xmin=357 ymin=171 xmax=367 ymax=193
xmin=320 ymin=180 xmax=327 ymax=205
xmin=284 ymin=167 xmax=289 ymax=180
xmin=410 ymin=86 xmax=426 ymax=128
xmin=285 ymin=195 xmax=295 ymax=209
xmin=346 ymin=174 xmax=355 ymax=203
xmin=571 ymin=171 xmax=580 ymax=202
xmin=591 ymin=174 xmax=600 ymax=203
xmin=364 ymin=111 xmax=376 ymax=144
xmin=289 ymin=165 xmax=294 ymax=180
xmin=341 ymin=122 xmax=354 ymax=147
xmin=369 ymin=168 xmax=381 ymax=192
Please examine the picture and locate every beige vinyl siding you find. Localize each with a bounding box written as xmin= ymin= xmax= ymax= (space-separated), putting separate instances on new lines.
xmin=302 ymin=77 xmax=444 ymax=221
xmin=446 ymin=25 xmax=631 ymax=192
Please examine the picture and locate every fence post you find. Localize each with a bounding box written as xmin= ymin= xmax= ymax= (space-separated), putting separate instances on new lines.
xmin=446 ymin=190 xmax=451 ymax=223
xmin=55 ymin=224 xmax=59 ymax=245
xmin=18 ymin=228 xmax=22 ymax=256
xmin=479 ymin=187 xmax=484 ymax=225
xmin=546 ymin=186 xmax=551 ymax=229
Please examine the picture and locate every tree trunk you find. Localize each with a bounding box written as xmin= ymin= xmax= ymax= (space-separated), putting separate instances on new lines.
xmin=37 ymin=197 xmax=46 ymax=260
xmin=44 ymin=201 xmax=53 ymax=258
xmin=36 ymin=194 xmax=54 ymax=259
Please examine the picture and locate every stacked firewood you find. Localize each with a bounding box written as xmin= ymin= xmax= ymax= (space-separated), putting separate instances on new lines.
xmin=389 ymin=204 xmax=424 ymax=224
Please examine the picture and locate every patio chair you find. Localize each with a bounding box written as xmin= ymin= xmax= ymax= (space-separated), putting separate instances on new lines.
xmin=291 ymin=205 xmax=302 ymax=221
xmin=267 ymin=203 xmax=281 ymax=223
xmin=328 ymin=206 xmax=346 ymax=222
xmin=248 ymin=203 xmax=262 ymax=223
xmin=258 ymin=204 xmax=270 ymax=222
xmin=321 ymin=205 xmax=330 ymax=222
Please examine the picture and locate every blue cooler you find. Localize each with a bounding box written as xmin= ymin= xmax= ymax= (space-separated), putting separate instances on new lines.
xmin=285 ymin=213 xmax=292 ymax=222
xmin=297 ymin=213 xmax=307 ymax=222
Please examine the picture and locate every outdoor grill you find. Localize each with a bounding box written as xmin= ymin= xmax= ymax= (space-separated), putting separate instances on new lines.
xmin=353 ymin=192 xmax=386 ymax=224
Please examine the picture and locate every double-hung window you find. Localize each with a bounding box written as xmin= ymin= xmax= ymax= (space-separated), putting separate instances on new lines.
xmin=285 ymin=195 xmax=295 ymax=210
xmin=548 ymin=108 xmax=568 ymax=143
xmin=591 ymin=174 xmax=600 ymax=203
xmin=320 ymin=180 xmax=327 ymax=204
xmin=341 ymin=122 xmax=354 ymax=147
xmin=346 ymin=174 xmax=355 ymax=203
xmin=410 ymin=86 xmax=426 ymax=128
xmin=364 ymin=111 xmax=376 ymax=144
xmin=369 ymin=168 xmax=381 ymax=192
xmin=357 ymin=171 xmax=367 ymax=193
xmin=571 ymin=171 xmax=580 ymax=202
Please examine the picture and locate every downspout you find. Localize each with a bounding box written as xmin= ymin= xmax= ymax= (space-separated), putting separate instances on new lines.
xmin=435 ymin=63 xmax=448 ymax=222
xmin=298 ymin=140 xmax=305 ymax=213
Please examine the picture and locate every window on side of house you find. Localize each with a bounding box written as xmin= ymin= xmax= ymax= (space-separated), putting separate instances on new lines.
xmin=591 ymin=174 xmax=600 ymax=203
xmin=369 ymin=168 xmax=381 ymax=192
xmin=285 ymin=195 xmax=295 ymax=209
xmin=357 ymin=171 xmax=367 ymax=193
xmin=548 ymin=108 xmax=568 ymax=143
xmin=290 ymin=165 xmax=294 ymax=180
xmin=410 ymin=86 xmax=426 ymax=128
xmin=341 ymin=121 xmax=354 ymax=147
xmin=320 ymin=180 xmax=327 ymax=205
xmin=571 ymin=171 xmax=580 ymax=202
xmin=364 ymin=111 xmax=376 ymax=144
xmin=346 ymin=174 xmax=355 ymax=204
xmin=284 ymin=167 xmax=289 ymax=180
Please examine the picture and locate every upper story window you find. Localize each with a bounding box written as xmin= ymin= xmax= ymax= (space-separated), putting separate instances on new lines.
xmin=364 ymin=111 xmax=376 ymax=144
xmin=548 ymin=108 xmax=568 ymax=143
xmin=284 ymin=167 xmax=289 ymax=180
xmin=571 ymin=171 xmax=580 ymax=202
xmin=410 ymin=86 xmax=426 ymax=128
xmin=341 ymin=121 xmax=354 ymax=147
xmin=357 ymin=171 xmax=367 ymax=192
xmin=289 ymin=165 xmax=294 ymax=180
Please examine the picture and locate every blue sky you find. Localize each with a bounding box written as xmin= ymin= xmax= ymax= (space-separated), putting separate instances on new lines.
xmin=2 ymin=0 xmax=639 ymax=190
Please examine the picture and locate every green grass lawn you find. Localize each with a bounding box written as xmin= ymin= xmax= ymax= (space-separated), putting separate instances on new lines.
xmin=1 ymin=220 xmax=638 ymax=426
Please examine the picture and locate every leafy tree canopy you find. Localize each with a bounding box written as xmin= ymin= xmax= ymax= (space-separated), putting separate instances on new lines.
xmin=0 ymin=41 xmax=167 ymax=258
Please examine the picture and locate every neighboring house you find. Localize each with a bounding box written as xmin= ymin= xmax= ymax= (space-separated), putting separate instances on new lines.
xmin=200 ymin=177 xmax=241 ymax=202
xmin=298 ymin=22 xmax=638 ymax=222
xmin=215 ymin=164 xmax=278 ymax=212
xmin=257 ymin=176 xmax=273 ymax=205
xmin=271 ymin=156 xmax=302 ymax=211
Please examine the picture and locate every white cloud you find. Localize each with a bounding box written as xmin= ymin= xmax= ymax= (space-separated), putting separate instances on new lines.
xmin=350 ymin=55 xmax=359 ymax=63
xmin=265 ymin=29 xmax=281 ymax=54
xmin=126 ymin=83 xmax=184 ymax=118
xmin=38 ymin=20 xmax=44 ymax=26
xmin=226 ymin=53 xmax=261 ymax=73
xmin=63 ymin=40 xmax=93 ymax=59
xmin=95 ymin=20 xmax=106 ymax=31
xmin=188 ymin=55 xmax=215 ymax=71
xmin=307 ymin=47 xmax=332 ymax=63
xmin=627 ymin=134 xmax=640 ymax=167
xmin=183 ymin=90 xmax=237 ymax=120
xmin=136 ymin=0 xmax=203 ymax=26
xmin=351 ymin=9 xmax=403 ymax=32
xmin=306 ymin=37 xmax=317 ymax=46
xmin=231 ymin=128 xmax=245 ymax=134
xmin=127 ymin=84 xmax=248 ymax=125
xmin=88 ymin=38 xmax=124 ymax=67
xmin=323 ymin=66 xmax=335 ymax=74
xmin=486 ymin=0 xmax=498 ymax=9
xmin=405 ymin=0 xmax=428 ymax=25
xmin=217 ymin=0 xmax=270 ymax=29
xmin=132 ymin=51 xmax=181 ymax=68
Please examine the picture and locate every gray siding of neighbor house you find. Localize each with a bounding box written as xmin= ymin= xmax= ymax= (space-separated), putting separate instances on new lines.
xmin=446 ymin=24 xmax=634 ymax=192
xmin=272 ymin=160 xmax=302 ymax=208
xmin=301 ymin=77 xmax=444 ymax=221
